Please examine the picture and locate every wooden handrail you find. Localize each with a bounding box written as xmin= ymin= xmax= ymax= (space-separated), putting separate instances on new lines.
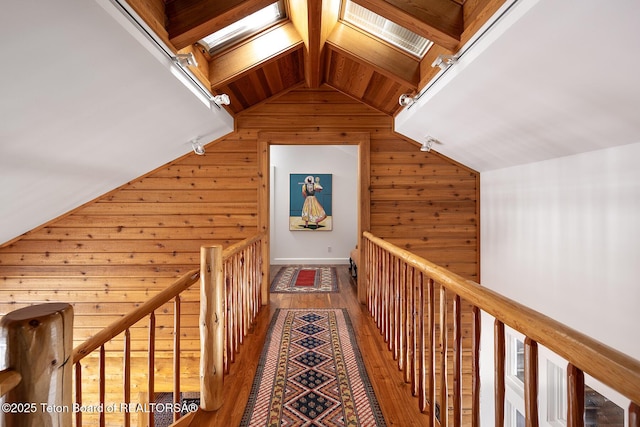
xmin=363 ymin=231 xmax=640 ymax=408
xmin=72 ymin=268 xmax=200 ymax=363
xmin=222 ymin=232 xmax=265 ymax=260
xmin=0 ymin=369 xmax=21 ymax=397
xmin=69 ymin=232 xmax=265 ymax=426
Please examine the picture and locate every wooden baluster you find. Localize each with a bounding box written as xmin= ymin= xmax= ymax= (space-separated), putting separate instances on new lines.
xmin=403 ymin=266 xmax=414 ymax=384
xmin=253 ymin=244 xmax=258 ymax=320
xmin=495 ymin=320 xmax=505 ymax=427
xmin=524 ymin=338 xmax=539 ymax=427
xmin=230 ymin=256 xmax=235 ymax=354
xmin=418 ymin=272 xmax=427 ymax=411
xmin=148 ymin=311 xmax=156 ymax=427
xmin=365 ymin=240 xmax=370 ymax=309
xmin=99 ymin=344 xmax=106 ymax=427
xmin=235 ymin=254 xmax=240 ymax=348
xmin=368 ymin=240 xmax=374 ymax=316
xmin=173 ymin=296 xmax=181 ymax=423
xmin=427 ymin=277 xmax=436 ymax=421
xmin=398 ymin=262 xmax=407 ymax=372
xmin=248 ymin=245 xmax=254 ymax=321
xmin=366 ymin=242 xmax=372 ymax=312
xmin=375 ymin=245 xmax=382 ymax=326
xmin=234 ymin=254 xmax=240 ymax=349
xmin=239 ymin=253 xmax=244 ymax=343
xmin=253 ymin=242 xmax=260 ymax=318
xmin=223 ymin=262 xmax=229 ymax=370
xmin=244 ymin=251 xmax=248 ymax=324
xmin=567 ymin=363 xmax=584 ymax=427
xmin=411 ymin=269 xmax=421 ymax=397
xmin=245 ymin=248 xmax=251 ymax=326
xmin=247 ymin=246 xmax=253 ymax=319
xmin=377 ymin=245 xmax=383 ymax=328
xmin=244 ymin=250 xmax=250 ymax=338
xmin=75 ymin=362 xmax=82 ymax=427
xmin=234 ymin=255 xmax=241 ymax=349
xmin=630 ymin=402 xmax=640 ymax=427
xmin=440 ymin=285 xmax=448 ymax=427
xmin=453 ymin=294 xmax=462 ymax=427
xmin=379 ymin=248 xmax=385 ymax=332
xmin=124 ymin=328 xmax=131 ymax=427
xmin=472 ymin=306 xmax=481 ymax=427
xmin=372 ymin=244 xmax=376 ymax=322
xmin=237 ymin=253 xmax=243 ymax=345
xmin=226 ymin=262 xmax=234 ymax=369
xmin=387 ymin=254 xmax=395 ymax=351
xmin=382 ymin=251 xmax=390 ymax=342
xmin=231 ymin=258 xmax=238 ymax=363
xmin=393 ymin=257 xmax=401 ymax=359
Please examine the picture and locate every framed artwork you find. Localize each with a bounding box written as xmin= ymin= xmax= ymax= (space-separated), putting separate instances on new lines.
xmin=289 ymin=173 xmax=333 ymax=231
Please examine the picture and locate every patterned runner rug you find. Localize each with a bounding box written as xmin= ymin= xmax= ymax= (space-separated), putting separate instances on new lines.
xmin=270 ymin=266 xmax=338 ymax=293
xmin=241 ymin=309 xmax=386 ymax=426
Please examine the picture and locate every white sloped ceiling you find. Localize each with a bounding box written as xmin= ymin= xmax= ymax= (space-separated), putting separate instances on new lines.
xmin=0 ymin=0 xmax=233 ymax=245
xmin=396 ymin=0 xmax=640 ymax=172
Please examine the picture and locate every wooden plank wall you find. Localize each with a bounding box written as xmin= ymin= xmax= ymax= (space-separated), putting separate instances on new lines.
xmin=237 ymin=85 xmax=479 ymax=281
xmin=0 ymin=139 xmax=259 ymax=423
xmin=237 ymin=85 xmax=479 ymax=424
xmin=0 ymin=85 xmax=478 ymax=423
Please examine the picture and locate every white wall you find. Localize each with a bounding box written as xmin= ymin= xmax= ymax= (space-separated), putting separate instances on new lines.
xmin=270 ymin=145 xmax=358 ymax=265
xmin=479 ymin=142 xmax=640 ymax=425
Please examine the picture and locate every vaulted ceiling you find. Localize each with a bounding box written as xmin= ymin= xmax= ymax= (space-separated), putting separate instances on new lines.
xmin=140 ymin=0 xmax=501 ymax=116
xmin=2 ymin=0 xmax=639 ymax=245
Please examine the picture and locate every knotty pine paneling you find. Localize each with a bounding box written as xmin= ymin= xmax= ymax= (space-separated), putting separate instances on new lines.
xmin=238 ymin=85 xmax=479 ymax=280
xmin=0 ymin=137 xmax=259 ymax=408
xmin=240 ymin=86 xmax=478 ymax=425
xmin=0 ymin=85 xmax=478 ymax=421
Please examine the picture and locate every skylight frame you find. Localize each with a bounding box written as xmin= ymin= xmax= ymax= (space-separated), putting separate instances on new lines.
xmin=198 ymin=1 xmax=287 ymax=54
xmin=341 ymin=0 xmax=433 ymax=58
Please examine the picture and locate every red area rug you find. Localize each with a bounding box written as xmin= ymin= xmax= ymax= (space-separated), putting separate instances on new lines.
xmin=294 ymin=269 xmax=317 ymax=286
xmin=270 ymin=266 xmax=338 ymax=293
xmin=240 ymin=309 xmax=386 ymax=426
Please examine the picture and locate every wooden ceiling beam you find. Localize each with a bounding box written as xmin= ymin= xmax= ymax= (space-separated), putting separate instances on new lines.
xmin=351 ymin=0 xmax=462 ymax=51
xmin=289 ymin=0 xmax=340 ymax=88
xmin=166 ymin=0 xmax=275 ymax=50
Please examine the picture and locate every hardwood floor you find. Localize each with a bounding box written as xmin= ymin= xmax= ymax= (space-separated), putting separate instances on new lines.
xmin=192 ymin=264 xmax=430 ymax=426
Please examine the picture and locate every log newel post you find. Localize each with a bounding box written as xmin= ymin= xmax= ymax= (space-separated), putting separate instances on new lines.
xmin=0 ymin=303 xmax=73 ymax=427
xmin=200 ymin=245 xmax=225 ymax=411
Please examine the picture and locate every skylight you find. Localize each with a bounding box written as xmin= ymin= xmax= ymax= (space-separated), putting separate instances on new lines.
xmin=198 ymin=1 xmax=286 ymax=54
xmin=342 ymin=0 xmax=433 ymax=58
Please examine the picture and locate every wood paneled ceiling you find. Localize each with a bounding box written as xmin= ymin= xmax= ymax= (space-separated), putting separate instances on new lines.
xmin=130 ymin=0 xmax=505 ymax=116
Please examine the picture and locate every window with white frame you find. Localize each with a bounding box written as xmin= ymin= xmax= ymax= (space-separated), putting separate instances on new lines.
xmin=506 ymin=332 xmax=525 ymax=388
xmin=546 ymin=360 xmax=567 ymax=425
xmin=506 ymin=401 xmax=526 ymax=427
xmin=341 ymin=0 xmax=433 ymax=58
xmin=198 ymin=1 xmax=286 ymax=54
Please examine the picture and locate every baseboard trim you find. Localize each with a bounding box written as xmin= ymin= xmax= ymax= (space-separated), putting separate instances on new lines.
xmin=272 ymin=258 xmax=349 ymax=265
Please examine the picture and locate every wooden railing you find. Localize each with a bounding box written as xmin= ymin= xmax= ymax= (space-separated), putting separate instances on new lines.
xmin=0 ymin=369 xmax=21 ymax=397
xmin=70 ymin=232 xmax=264 ymax=427
xmin=362 ymin=231 xmax=640 ymax=427
xmin=72 ymin=269 xmax=199 ymax=427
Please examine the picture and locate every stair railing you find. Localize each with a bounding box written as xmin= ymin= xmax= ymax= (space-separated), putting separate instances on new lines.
xmin=72 ymin=269 xmax=199 ymax=427
xmin=362 ymin=231 xmax=640 ymax=427
xmin=0 ymin=369 xmax=21 ymax=397
xmin=71 ymin=232 xmax=265 ymax=427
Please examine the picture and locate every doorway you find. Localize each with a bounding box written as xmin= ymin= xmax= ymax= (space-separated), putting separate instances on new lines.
xmin=257 ymin=131 xmax=371 ymax=303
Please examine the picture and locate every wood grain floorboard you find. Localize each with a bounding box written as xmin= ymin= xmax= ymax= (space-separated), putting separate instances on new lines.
xmin=187 ymin=265 xmax=430 ymax=426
